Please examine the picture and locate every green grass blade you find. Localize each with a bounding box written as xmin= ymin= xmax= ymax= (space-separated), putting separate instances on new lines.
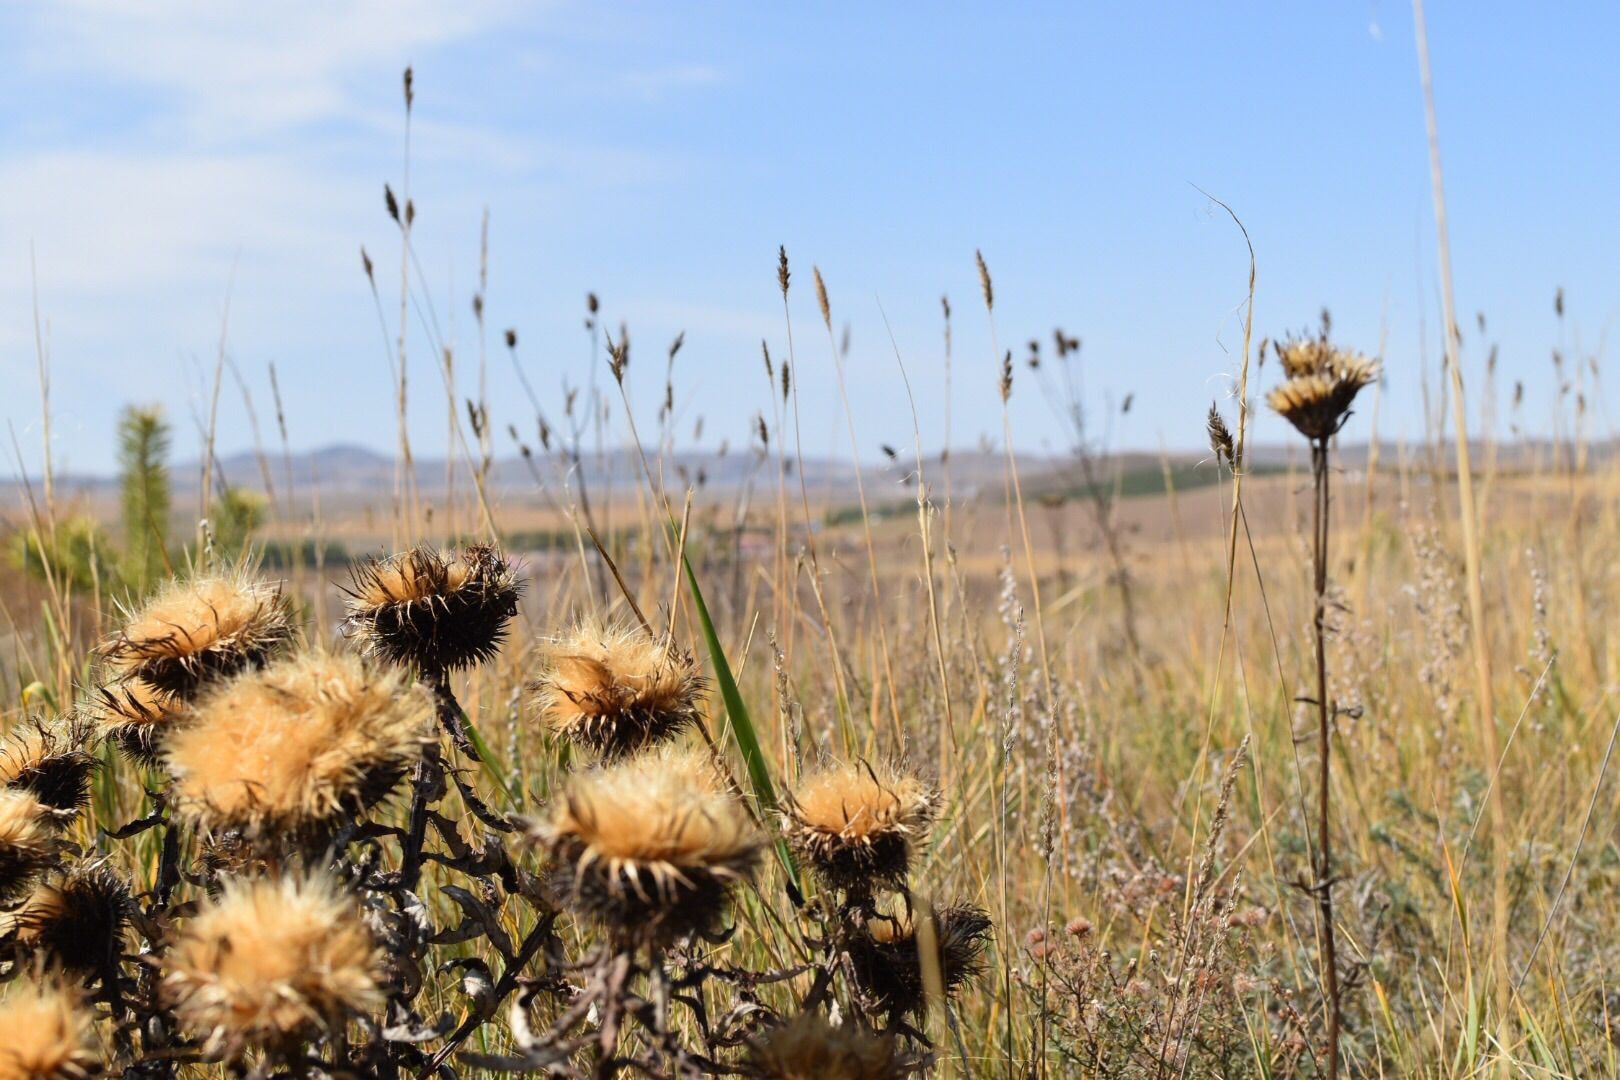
xmin=680 ymin=548 xmax=802 ymax=900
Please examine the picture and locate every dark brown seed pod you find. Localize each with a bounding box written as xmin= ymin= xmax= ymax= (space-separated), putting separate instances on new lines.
xmin=343 ymin=545 xmax=521 ymax=673
xmin=532 ymin=621 xmax=705 ymax=759
xmin=529 ymin=749 xmax=760 ymax=947
xmin=10 ymin=861 xmax=131 ymax=973
xmin=847 ymin=904 xmax=992 ymax=1018
xmin=0 ymin=722 xmax=97 ymax=827
xmin=101 ymin=573 xmax=293 ymax=699
xmin=782 ymin=761 xmax=937 ymax=893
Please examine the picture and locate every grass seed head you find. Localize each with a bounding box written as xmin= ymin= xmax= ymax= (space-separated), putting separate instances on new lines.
xmin=746 ymin=1012 xmax=907 ymax=1080
xmin=0 ymin=722 xmax=97 ymax=828
xmin=533 ymin=620 xmax=705 ymax=759
xmin=102 ymin=573 xmax=292 ymax=699
xmin=343 ymin=545 xmax=520 ymax=673
xmin=165 ymin=652 xmax=429 ymax=847
xmin=0 ymin=978 xmax=99 ymax=1080
xmin=0 ymin=792 xmax=58 ymax=904
xmin=849 ymin=903 xmax=992 ymax=1017
xmin=783 ymin=761 xmax=937 ymax=892
xmin=532 ymin=749 xmax=760 ymax=945
xmin=10 ymin=861 xmax=130 ymax=973
xmin=163 ymin=870 xmax=383 ymax=1061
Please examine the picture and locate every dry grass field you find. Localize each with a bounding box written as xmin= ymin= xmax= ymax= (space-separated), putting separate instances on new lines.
xmin=1 ymin=23 xmax=1617 ymax=1077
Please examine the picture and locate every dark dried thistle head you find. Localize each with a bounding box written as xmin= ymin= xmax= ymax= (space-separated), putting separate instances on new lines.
xmin=0 ymin=791 xmax=59 ymax=904
xmin=847 ymin=903 xmax=992 ymax=1018
xmin=89 ymin=678 xmax=179 ymax=767
xmin=529 ymin=748 xmax=761 ymax=946
xmin=745 ymin=1012 xmax=909 ymax=1079
xmin=1267 ymin=334 xmax=1379 ymax=441
xmin=343 ymin=545 xmax=520 ymax=674
xmin=0 ymin=976 xmax=100 ymax=1080
xmin=162 ymin=870 xmax=384 ymax=1062
xmin=0 ymin=721 xmax=97 ymax=827
xmin=782 ymin=760 xmax=937 ymax=892
xmin=10 ymin=860 xmax=131 ymax=973
xmin=532 ymin=620 xmax=705 ymax=759
xmin=101 ymin=572 xmax=293 ymax=699
xmin=164 ymin=652 xmax=430 ymax=848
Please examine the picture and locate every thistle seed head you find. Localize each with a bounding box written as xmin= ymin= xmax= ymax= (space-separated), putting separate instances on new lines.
xmin=0 ymin=977 xmax=99 ymax=1080
xmin=782 ymin=761 xmax=937 ymax=892
xmin=343 ymin=545 xmax=521 ymax=673
xmin=745 ymin=1012 xmax=908 ymax=1079
xmin=0 ymin=722 xmax=97 ymax=828
xmin=530 ymin=748 xmax=761 ymax=945
xmin=163 ymin=870 xmax=383 ymax=1061
xmin=165 ymin=652 xmax=430 ymax=847
xmin=532 ymin=620 xmax=705 ymax=760
xmin=9 ymin=861 xmax=130 ymax=973
xmin=1266 ymin=335 xmax=1379 ymax=440
xmin=101 ymin=573 xmax=293 ymax=699
xmin=848 ymin=903 xmax=992 ymax=1018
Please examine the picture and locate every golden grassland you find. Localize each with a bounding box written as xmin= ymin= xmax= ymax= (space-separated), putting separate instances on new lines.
xmin=5 ymin=436 xmax=1620 ymax=1075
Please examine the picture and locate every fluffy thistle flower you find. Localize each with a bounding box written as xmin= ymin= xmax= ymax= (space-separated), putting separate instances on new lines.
xmin=102 ymin=573 xmax=293 ymax=698
xmin=0 ymin=792 xmax=58 ymax=904
xmin=848 ymin=904 xmax=992 ymax=1018
xmin=165 ymin=652 xmax=429 ymax=846
xmin=163 ymin=871 xmax=383 ymax=1060
xmin=531 ymin=749 xmax=760 ymax=944
xmin=343 ymin=545 xmax=521 ymax=673
xmin=10 ymin=862 xmax=130 ymax=973
xmin=0 ymin=978 xmax=99 ymax=1080
xmin=1266 ymin=336 xmax=1379 ymax=440
xmin=88 ymin=679 xmax=178 ymax=767
xmin=0 ymin=722 xmax=97 ymax=827
xmin=532 ymin=620 xmax=705 ymax=759
xmin=746 ymin=1013 xmax=907 ymax=1080
xmin=783 ymin=761 xmax=937 ymax=892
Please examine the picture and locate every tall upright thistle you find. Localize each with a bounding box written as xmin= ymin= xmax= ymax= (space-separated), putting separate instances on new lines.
xmin=1266 ymin=333 xmax=1378 ymax=1078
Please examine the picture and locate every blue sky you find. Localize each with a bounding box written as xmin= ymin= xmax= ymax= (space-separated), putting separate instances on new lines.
xmin=2 ymin=2 xmax=1617 ymax=478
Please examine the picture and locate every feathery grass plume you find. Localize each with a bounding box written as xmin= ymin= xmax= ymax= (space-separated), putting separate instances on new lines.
xmin=102 ymin=572 xmax=293 ymax=699
xmin=165 ymin=652 xmax=430 ymax=845
xmin=0 ymin=722 xmax=97 ymax=827
xmin=746 ymin=1012 xmax=908 ymax=1080
xmin=1266 ymin=335 xmax=1379 ymax=440
xmin=88 ymin=679 xmax=178 ymax=767
xmin=975 ymin=249 xmax=993 ymax=311
xmin=163 ymin=871 xmax=383 ymax=1061
xmin=530 ymin=748 xmax=761 ymax=944
xmin=0 ymin=792 xmax=57 ymax=904
xmin=10 ymin=861 xmax=130 ymax=973
xmin=782 ymin=761 xmax=937 ymax=892
xmin=342 ymin=545 xmax=520 ymax=673
xmin=848 ymin=904 xmax=991 ymax=1018
xmin=0 ymin=978 xmax=99 ymax=1080
xmin=532 ymin=620 xmax=706 ymax=759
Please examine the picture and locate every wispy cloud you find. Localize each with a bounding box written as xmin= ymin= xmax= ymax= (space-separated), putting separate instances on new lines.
xmin=16 ymin=0 xmax=526 ymax=141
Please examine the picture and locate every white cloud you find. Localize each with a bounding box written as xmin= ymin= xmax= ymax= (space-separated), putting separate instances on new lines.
xmin=17 ymin=0 xmax=527 ymax=140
